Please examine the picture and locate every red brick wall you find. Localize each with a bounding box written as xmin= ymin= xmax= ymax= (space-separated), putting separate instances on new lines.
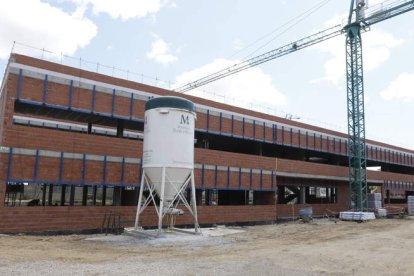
xmin=4 ymin=69 xmax=414 ymax=167
xmin=9 ymin=53 xmax=414 ymax=155
xmin=0 ymin=205 xmax=277 ymax=233
xmin=368 ymin=170 xmax=414 ymax=183
xmin=2 ymin=147 xmax=414 ymax=195
xmin=0 ymin=201 xmax=356 ymax=234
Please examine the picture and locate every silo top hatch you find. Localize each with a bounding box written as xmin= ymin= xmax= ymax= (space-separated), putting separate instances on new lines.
xmin=145 ymin=96 xmax=195 ymax=112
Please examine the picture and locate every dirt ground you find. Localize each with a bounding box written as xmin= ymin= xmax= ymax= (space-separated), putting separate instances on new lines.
xmin=0 ymin=218 xmax=413 ymax=275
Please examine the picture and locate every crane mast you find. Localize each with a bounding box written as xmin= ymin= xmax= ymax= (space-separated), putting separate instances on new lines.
xmin=346 ymin=0 xmax=414 ymax=210
xmin=346 ymin=0 xmax=368 ymax=210
xmin=176 ymin=0 xmax=414 ymax=210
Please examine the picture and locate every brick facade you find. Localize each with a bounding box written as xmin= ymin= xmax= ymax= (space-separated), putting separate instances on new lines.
xmin=0 ymin=54 xmax=413 ymax=233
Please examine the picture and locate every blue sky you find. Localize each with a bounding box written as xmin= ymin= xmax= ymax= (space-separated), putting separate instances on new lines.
xmin=0 ymin=0 xmax=413 ymax=149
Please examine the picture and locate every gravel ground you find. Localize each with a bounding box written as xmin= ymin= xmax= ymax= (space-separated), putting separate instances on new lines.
xmin=0 ymin=218 xmax=413 ymax=275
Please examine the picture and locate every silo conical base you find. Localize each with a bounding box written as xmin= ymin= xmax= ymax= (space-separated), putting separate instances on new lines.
xmin=134 ymin=167 xmax=200 ymax=235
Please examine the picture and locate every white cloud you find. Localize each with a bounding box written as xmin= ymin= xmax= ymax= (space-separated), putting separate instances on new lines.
xmin=381 ymin=72 xmax=414 ymax=102
xmin=311 ymin=27 xmax=404 ymax=85
xmin=0 ymin=0 xmax=97 ymax=59
xmin=146 ymin=36 xmax=177 ymax=65
xmin=73 ymin=0 xmax=170 ymax=21
xmin=174 ymin=58 xmax=287 ymax=109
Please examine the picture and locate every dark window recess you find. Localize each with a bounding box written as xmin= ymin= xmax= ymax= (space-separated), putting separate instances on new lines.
xmin=3 ymin=183 xmax=140 ymax=207
xmin=383 ymin=190 xmax=412 ymax=204
xmin=277 ymin=185 xmax=337 ymax=205
xmin=4 ymin=181 xmax=344 ymax=208
xmin=218 ymin=190 xmax=248 ymax=205
xmin=195 ymin=132 xmax=350 ymax=168
xmin=13 ymin=100 xmax=144 ymax=132
xmin=254 ymin=191 xmax=275 ymax=205
xmin=4 ymin=183 xmax=24 ymax=206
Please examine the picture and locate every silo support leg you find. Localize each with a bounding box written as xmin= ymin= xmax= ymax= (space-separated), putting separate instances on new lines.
xmin=190 ymin=171 xmax=200 ymax=233
xmin=158 ymin=167 xmax=166 ymax=233
xmin=134 ymin=171 xmax=146 ymax=230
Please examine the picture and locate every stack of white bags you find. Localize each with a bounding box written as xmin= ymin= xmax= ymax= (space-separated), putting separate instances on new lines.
xmin=340 ymin=212 xmax=376 ymax=221
xmin=408 ymin=196 xmax=414 ymax=216
xmin=367 ymin=193 xmax=382 ymax=209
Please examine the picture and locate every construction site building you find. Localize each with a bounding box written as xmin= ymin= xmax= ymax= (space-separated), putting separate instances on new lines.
xmin=0 ymin=54 xmax=413 ymax=233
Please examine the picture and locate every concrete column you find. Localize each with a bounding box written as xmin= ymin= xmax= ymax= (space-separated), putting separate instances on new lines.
xmin=300 ymin=186 xmax=306 ymax=204
xmin=117 ymin=119 xmax=124 ymax=137
xmin=87 ymin=122 xmax=92 ymax=134
xmin=48 ymin=184 xmax=54 ymax=206
xmin=60 ymin=185 xmax=66 ymax=206
xmin=69 ymin=185 xmax=75 ymax=206
xmin=277 ymin=186 xmax=285 ymax=204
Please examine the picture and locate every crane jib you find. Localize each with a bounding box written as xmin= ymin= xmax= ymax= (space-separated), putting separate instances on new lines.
xmin=363 ymin=0 xmax=414 ymax=26
xmin=177 ymin=0 xmax=414 ymax=94
xmin=177 ymin=25 xmax=343 ymax=93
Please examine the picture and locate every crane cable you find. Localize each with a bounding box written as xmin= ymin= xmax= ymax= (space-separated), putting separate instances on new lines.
xmin=228 ymin=0 xmax=333 ymax=61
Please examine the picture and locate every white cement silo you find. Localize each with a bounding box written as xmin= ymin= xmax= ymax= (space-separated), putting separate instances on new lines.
xmin=134 ymin=96 xmax=200 ymax=233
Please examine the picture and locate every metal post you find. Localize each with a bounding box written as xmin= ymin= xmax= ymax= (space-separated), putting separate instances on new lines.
xmin=274 ymin=124 xmax=278 ymax=143
xmin=306 ymin=131 xmax=308 ymax=149
xmin=111 ymin=89 xmax=116 ymax=116
xmin=103 ymin=156 xmax=107 ymax=185
xmin=249 ymin=169 xmax=253 ymax=190
xmin=91 ymin=85 xmax=96 ymax=112
xmin=58 ymin=152 xmax=64 ymax=183
xmin=214 ymin=165 xmax=218 ymax=189
xmin=68 ymin=80 xmax=73 ymax=108
xmin=320 ymin=134 xmax=323 ymax=150
xmin=231 ymin=115 xmax=234 ymax=135
xmin=42 ymin=75 xmax=48 ymax=103
xmin=190 ymin=171 xmax=200 ymax=233
xmin=6 ymin=148 xmax=13 ymax=182
xmin=238 ymin=167 xmax=242 ymax=189
xmin=129 ymin=93 xmax=134 ymax=119
xmin=219 ymin=112 xmax=222 ymax=133
xmin=260 ymin=170 xmax=263 ymax=190
xmin=33 ymin=150 xmax=39 ymax=182
xmin=134 ymin=171 xmax=146 ymax=229
xmin=158 ymin=167 xmax=166 ymax=233
xmin=227 ymin=166 xmax=230 ymax=188
xmin=242 ymin=117 xmax=245 ymax=137
xmin=16 ymin=69 xmax=22 ymax=100
xmin=82 ymin=154 xmax=86 ymax=185
xmin=206 ymin=109 xmax=210 ymax=132
xmin=120 ymin=157 xmax=125 ymax=184
xmin=253 ymin=120 xmax=256 ymax=140
xmin=327 ymin=136 xmax=330 ymax=152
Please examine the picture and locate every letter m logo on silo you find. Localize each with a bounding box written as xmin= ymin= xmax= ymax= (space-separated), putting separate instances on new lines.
xmin=180 ymin=115 xmax=189 ymax=125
